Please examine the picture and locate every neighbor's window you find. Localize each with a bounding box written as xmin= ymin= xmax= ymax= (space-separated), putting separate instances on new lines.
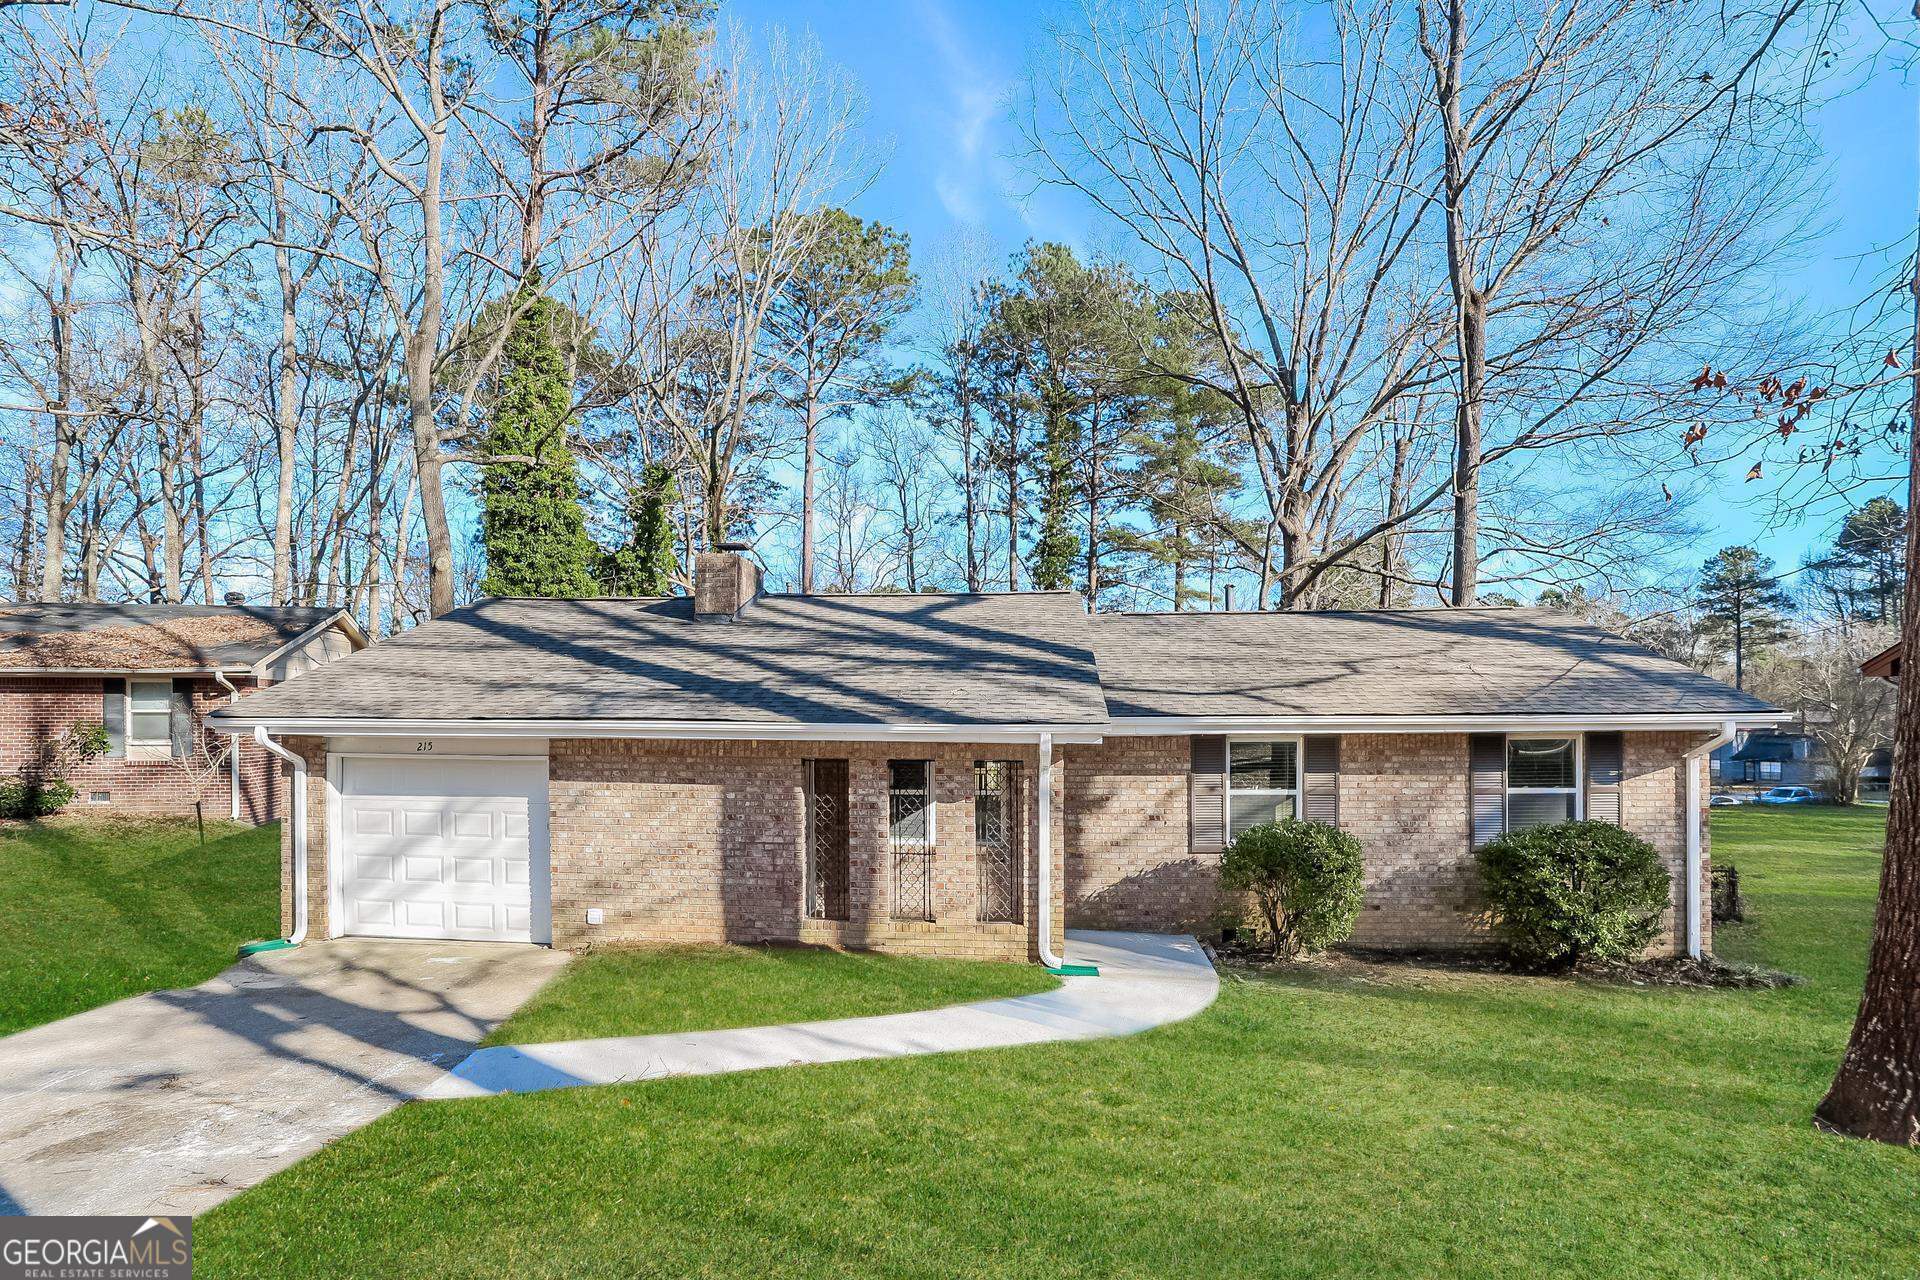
xmin=1507 ymin=737 xmax=1578 ymax=830
xmin=1227 ymin=739 xmax=1298 ymax=838
xmin=1758 ymin=760 xmax=1783 ymax=782
xmin=129 ymin=680 xmax=172 ymax=747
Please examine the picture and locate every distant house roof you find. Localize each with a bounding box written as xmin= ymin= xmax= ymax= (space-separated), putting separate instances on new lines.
xmin=1862 ymin=640 xmax=1901 ymax=681
xmin=0 ymin=603 xmax=349 ymax=672
xmin=212 ymin=594 xmax=1779 ymax=733
xmin=1089 ymin=606 xmax=1779 ymax=720
xmin=214 ymin=593 xmax=1110 ymax=727
xmin=1732 ymin=733 xmax=1804 ymax=763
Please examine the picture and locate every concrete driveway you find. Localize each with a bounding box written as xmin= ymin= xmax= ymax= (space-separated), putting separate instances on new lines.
xmin=0 ymin=939 xmax=568 ymax=1218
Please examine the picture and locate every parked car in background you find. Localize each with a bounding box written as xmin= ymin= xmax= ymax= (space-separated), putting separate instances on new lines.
xmin=1757 ymin=786 xmax=1822 ymax=805
xmin=1710 ymin=793 xmax=1749 ymax=807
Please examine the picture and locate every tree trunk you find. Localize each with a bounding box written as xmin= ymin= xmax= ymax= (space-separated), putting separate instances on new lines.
xmin=1813 ymin=212 xmax=1920 ymax=1147
xmin=800 ymin=379 xmax=818 ymax=593
xmin=271 ymin=175 xmax=299 ymax=605
xmin=410 ymin=67 xmax=456 ymax=619
xmin=1435 ymin=0 xmax=1484 ymax=608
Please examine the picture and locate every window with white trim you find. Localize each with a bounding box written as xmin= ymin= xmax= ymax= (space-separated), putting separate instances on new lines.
xmin=129 ymin=680 xmax=172 ymax=748
xmin=1227 ymin=739 xmax=1298 ymax=838
xmin=1506 ymin=737 xmax=1578 ymax=830
xmin=1758 ymin=760 xmax=1783 ymax=782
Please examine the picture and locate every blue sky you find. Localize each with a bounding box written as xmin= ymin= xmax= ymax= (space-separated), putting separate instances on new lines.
xmin=729 ymin=0 xmax=1919 ymax=579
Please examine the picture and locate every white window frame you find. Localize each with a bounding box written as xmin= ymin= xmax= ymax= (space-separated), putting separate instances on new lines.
xmin=1225 ymin=735 xmax=1304 ymax=840
xmin=886 ymin=758 xmax=936 ymax=848
xmin=1758 ymin=760 xmax=1783 ymax=783
xmin=127 ymin=678 xmax=174 ymax=757
xmin=1505 ymin=733 xmax=1584 ymax=829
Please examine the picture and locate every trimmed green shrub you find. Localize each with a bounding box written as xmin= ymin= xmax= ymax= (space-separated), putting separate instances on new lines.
xmin=1220 ymin=818 xmax=1365 ymax=957
xmin=0 ymin=779 xmax=77 ymax=819
xmin=1476 ymin=820 xmax=1670 ymax=969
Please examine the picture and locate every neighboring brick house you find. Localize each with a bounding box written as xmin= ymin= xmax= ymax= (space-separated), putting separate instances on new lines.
xmin=213 ymin=549 xmax=1779 ymax=966
xmin=0 ymin=602 xmax=366 ymax=821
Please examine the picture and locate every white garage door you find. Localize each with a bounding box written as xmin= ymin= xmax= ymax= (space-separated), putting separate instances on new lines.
xmin=335 ymin=755 xmax=550 ymax=944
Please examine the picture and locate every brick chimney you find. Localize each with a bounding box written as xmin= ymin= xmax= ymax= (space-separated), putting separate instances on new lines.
xmin=694 ymin=542 xmax=761 ymax=621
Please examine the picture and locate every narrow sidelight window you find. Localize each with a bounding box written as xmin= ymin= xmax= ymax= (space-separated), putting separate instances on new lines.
xmin=889 ymin=760 xmax=934 ymax=920
xmin=974 ymin=760 xmax=1023 ymax=923
xmin=1227 ymin=739 xmax=1298 ymax=838
xmin=1507 ymin=737 xmax=1579 ymax=830
xmin=804 ymin=759 xmax=850 ymax=921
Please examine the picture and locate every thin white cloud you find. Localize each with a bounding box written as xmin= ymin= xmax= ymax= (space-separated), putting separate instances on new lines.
xmin=915 ymin=0 xmax=1010 ymax=225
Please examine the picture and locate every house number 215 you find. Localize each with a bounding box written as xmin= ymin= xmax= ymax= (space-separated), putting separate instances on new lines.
xmin=415 ymin=740 xmax=434 ymax=753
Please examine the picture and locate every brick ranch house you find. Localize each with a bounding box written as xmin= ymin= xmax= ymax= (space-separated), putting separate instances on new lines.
xmin=211 ymin=549 xmax=1779 ymax=965
xmin=0 ymin=602 xmax=366 ymax=820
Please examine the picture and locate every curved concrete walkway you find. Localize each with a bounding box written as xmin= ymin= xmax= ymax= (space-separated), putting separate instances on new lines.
xmin=423 ymin=930 xmax=1218 ymax=1099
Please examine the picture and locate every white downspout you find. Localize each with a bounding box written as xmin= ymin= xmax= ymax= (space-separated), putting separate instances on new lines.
xmin=1684 ymin=720 xmax=1739 ymax=959
xmin=1035 ymin=731 xmax=1064 ymax=970
xmin=253 ymin=725 xmax=309 ymax=946
xmin=212 ymin=670 xmax=241 ymax=820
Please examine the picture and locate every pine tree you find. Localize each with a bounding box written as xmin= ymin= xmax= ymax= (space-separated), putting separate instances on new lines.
xmin=1695 ymin=545 xmax=1794 ymax=690
xmin=598 ymin=463 xmax=680 ymax=596
xmin=1828 ymin=497 xmax=1907 ymax=624
xmin=478 ymin=288 xmax=598 ymax=598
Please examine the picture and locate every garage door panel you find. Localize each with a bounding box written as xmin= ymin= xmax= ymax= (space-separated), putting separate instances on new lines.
xmin=452 ymin=857 xmax=495 ymax=884
xmin=351 ymin=809 xmax=394 ymax=837
xmin=352 ymin=853 xmax=396 ymax=883
xmin=337 ymin=757 xmax=545 ymax=944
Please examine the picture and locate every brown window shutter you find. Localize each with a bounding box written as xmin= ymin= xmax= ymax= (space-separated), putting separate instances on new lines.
xmin=1190 ymin=735 xmax=1226 ymax=853
xmin=1303 ymin=735 xmax=1340 ymax=825
xmin=1469 ymin=733 xmax=1507 ymax=848
xmin=1585 ymin=731 xmax=1624 ymax=826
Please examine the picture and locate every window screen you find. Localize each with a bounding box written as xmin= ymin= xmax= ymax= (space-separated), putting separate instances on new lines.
xmin=130 ymin=680 xmax=172 ymax=746
xmin=1507 ymin=737 xmax=1577 ymax=832
xmin=1227 ymin=740 xmax=1298 ymax=838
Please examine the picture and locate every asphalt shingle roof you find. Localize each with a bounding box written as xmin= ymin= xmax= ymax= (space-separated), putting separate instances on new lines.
xmin=1091 ymin=607 xmax=1778 ymax=719
xmin=214 ymin=596 xmax=1775 ymax=728
xmin=0 ymin=603 xmax=344 ymax=671
xmin=222 ymin=593 xmax=1109 ymax=725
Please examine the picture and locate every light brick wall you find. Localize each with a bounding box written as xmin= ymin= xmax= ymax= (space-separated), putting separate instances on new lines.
xmin=1065 ymin=730 xmax=1711 ymax=956
xmin=0 ymin=674 xmax=278 ymax=822
xmin=545 ymin=738 xmax=1063 ymax=961
xmin=276 ymin=735 xmax=328 ymax=939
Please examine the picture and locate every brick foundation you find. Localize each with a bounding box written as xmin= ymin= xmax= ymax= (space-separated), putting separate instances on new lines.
xmin=0 ymin=674 xmax=278 ymax=822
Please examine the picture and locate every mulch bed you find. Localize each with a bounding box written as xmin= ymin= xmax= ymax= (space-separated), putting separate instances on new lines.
xmin=1211 ymin=937 xmax=1800 ymax=990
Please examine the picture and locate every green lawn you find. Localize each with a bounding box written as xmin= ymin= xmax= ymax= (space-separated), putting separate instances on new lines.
xmin=487 ymin=944 xmax=1060 ymax=1045
xmin=0 ymin=817 xmax=281 ymax=1037
xmin=201 ymin=807 xmax=1919 ymax=1279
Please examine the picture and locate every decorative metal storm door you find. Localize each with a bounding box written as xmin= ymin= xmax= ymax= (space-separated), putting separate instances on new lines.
xmin=889 ymin=759 xmax=934 ymax=920
xmin=805 ymin=759 xmax=850 ymax=921
xmin=974 ymin=760 xmax=1023 ymax=923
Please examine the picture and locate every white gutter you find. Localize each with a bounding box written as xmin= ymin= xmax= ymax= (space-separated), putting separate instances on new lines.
xmin=206 ymin=716 xmax=1109 ymax=745
xmin=212 ymin=670 xmax=242 ymax=821
xmin=252 ymin=725 xmax=309 ymax=946
xmin=1103 ymin=712 xmax=1786 ymax=736
xmin=1035 ymin=730 xmax=1064 ymax=970
xmin=1684 ymin=720 xmax=1740 ymax=959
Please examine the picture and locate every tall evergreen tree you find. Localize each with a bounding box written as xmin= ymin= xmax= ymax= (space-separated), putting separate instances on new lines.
xmin=1822 ymin=497 xmax=1908 ymax=624
xmin=598 ymin=463 xmax=681 ymax=596
xmin=1695 ymin=545 xmax=1794 ymax=690
xmin=478 ymin=289 xmax=598 ymax=598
